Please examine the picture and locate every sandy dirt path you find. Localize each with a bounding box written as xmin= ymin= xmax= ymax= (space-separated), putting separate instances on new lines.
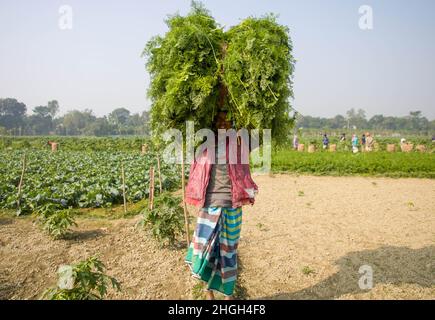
xmin=1 ymin=174 xmax=434 ymax=299
xmin=240 ymin=174 xmax=435 ymax=299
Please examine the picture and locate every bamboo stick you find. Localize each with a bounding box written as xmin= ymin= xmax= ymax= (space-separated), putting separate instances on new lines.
xmin=181 ymin=148 xmax=191 ymax=246
xmin=16 ymin=153 xmax=27 ymax=211
xmin=149 ymin=166 xmax=155 ymax=210
xmin=157 ymin=155 xmax=162 ymax=194
xmin=121 ymin=163 xmax=127 ymax=214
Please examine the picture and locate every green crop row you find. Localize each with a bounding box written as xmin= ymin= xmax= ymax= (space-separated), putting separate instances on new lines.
xmin=0 ymin=136 xmax=152 ymax=152
xmin=271 ymin=150 xmax=435 ymax=178
xmin=0 ymin=150 xmax=186 ymax=214
xmin=277 ymin=135 xmax=434 ymax=152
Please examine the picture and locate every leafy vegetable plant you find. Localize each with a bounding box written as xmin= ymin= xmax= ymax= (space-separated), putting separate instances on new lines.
xmin=139 ymin=193 xmax=185 ymax=246
xmin=143 ymin=1 xmax=296 ymax=144
xmin=34 ymin=203 xmax=77 ymax=239
xmin=42 ymin=256 xmax=121 ymax=300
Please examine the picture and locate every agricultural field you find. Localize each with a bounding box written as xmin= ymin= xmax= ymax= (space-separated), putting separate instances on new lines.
xmin=0 ymin=136 xmax=150 ymax=152
xmin=1 ymin=0 xmax=434 ymax=304
xmin=1 ymin=174 xmax=434 ymax=299
xmin=287 ymin=134 xmax=434 ymax=152
xmin=0 ymin=136 xmax=434 ymax=300
xmin=0 ymin=149 xmax=184 ymax=215
xmin=271 ymin=150 xmax=435 ymax=178
xmin=268 ymin=134 xmax=435 ymax=178
xmin=0 ymin=135 xmax=433 ymax=214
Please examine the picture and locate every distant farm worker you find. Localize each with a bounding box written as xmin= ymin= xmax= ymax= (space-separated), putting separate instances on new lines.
xmin=293 ymin=134 xmax=299 ymax=150
xmin=340 ymin=133 xmax=346 ymax=142
xmin=322 ymin=133 xmax=329 ymax=150
xmin=361 ymin=133 xmax=366 ymax=151
xmin=185 ymin=110 xmax=258 ymax=300
xmin=400 ymin=138 xmax=408 ymax=152
xmin=47 ymin=140 xmax=58 ymax=152
xmin=365 ymin=132 xmax=374 ymax=151
xmin=351 ymin=134 xmax=359 ymax=153
xmin=339 ymin=133 xmax=348 ymax=151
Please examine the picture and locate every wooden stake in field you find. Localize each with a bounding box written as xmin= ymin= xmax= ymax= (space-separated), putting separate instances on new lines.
xmin=121 ymin=162 xmax=127 ymax=214
xmin=149 ymin=166 xmax=155 ymax=210
xmin=157 ymin=155 xmax=162 ymax=194
xmin=16 ymin=153 xmax=27 ymax=212
xmin=141 ymin=144 xmax=148 ymax=155
xmin=181 ymin=148 xmax=191 ymax=246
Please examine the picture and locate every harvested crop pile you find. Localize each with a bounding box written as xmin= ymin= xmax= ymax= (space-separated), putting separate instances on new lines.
xmin=143 ymin=1 xmax=295 ymax=144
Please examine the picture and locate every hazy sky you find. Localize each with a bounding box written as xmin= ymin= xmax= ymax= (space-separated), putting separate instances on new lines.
xmin=1 ymin=0 xmax=434 ymax=119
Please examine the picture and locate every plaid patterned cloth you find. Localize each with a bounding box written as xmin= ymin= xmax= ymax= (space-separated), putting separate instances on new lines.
xmin=185 ymin=207 xmax=242 ymax=296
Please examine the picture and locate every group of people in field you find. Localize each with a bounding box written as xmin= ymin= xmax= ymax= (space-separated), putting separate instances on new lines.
xmin=292 ymin=132 xmax=375 ymax=153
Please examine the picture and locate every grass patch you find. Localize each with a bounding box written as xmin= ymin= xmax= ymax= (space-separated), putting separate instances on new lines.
xmin=256 ymin=222 xmax=268 ymax=231
xmin=76 ymin=200 xmax=148 ymax=219
xmin=302 ymin=266 xmax=316 ymax=276
xmin=268 ymin=150 xmax=435 ymax=178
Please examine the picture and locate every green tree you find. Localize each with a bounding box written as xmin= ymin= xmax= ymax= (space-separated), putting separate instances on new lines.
xmin=329 ymin=115 xmax=346 ymax=129
xmin=83 ymin=117 xmax=113 ymax=136
xmin=346 ymin=108 xmax=367 ymax=129
xmin=47 ymin=100 xmax=60 ymax=118
xmin=368 ymin=114 xmax=384 ymax=130
xmin=63 ymin=109 xmax=96 ymax=135
xmin=407 ymin=110 xmax=428 ymax=132
xmin=108 ymin=108 xmax=130 ymax=135
xmin=0 ymin=98 xmax=27 ymax=134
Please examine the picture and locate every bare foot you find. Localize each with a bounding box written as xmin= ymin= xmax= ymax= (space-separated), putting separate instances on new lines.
xmin=205 ymin=290 xmax=215 ymax=300
xmin=224 ymin=295 xmax=233 ymax=300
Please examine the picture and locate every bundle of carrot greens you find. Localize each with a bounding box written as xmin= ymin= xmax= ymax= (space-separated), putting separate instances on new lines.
xmin=143 ymin=1 xmax=295 ymax=144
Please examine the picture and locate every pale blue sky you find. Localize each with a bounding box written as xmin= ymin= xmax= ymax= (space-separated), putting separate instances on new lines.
xmin=0 ymin=0 xmax=434 ymax=119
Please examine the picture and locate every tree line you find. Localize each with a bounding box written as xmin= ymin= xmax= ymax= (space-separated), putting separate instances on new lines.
xmin=296 ymin=108 xmax=434 ymax=134
xmin=1 ymin=99 xmax=434 ymax=136
xmin=0 ymin=98 xmax=150 ymax=136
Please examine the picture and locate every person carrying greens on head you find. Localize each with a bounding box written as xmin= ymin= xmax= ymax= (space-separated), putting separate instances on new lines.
xmin=184 ymin=109 xmax=258 ymax=300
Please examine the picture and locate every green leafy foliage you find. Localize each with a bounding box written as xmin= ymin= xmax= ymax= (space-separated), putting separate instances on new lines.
xmin=284 ymin=135 xmax=434 ymax=152
xmin=0 ymin=149 xmax=185 ymax=214
xmin=34 ymin=203 xmax=77 ymax=239
xmin=143 ymin=1 xmax=295 ymax=143
xmin=139 ymin=193 xmax=185 ymax=246
xmin=0 ymin=136 xmax=152 ymax=152
xmin=270 ymin=149 xmax=435 ymax=178
xmin=143 ymin=1 xmax=224 ymax=137
xmin=42 ymin=256 xmax=121 ymax=300
xmin=302 ymin=266 xmax=316 ymax=276
xmin=223 ymin=14 xmax=295 ymax=144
